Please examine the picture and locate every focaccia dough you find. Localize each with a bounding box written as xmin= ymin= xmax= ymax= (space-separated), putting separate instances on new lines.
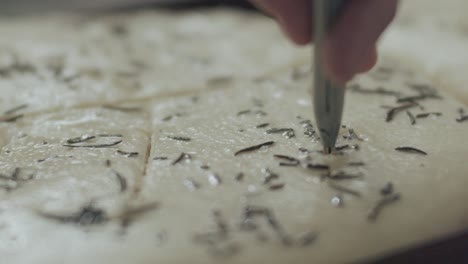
xmin=0 ymin=10 xmax=307 ymax=115
xmin=0 ymin=107 xmax=150 ymax=212
xmin=0 ymin=5 xmax=467 ymax=264
xmin=381 ymin=0 xmax=468 ymax=104
xmin=136 ymin=61 xmax=468 ymax=263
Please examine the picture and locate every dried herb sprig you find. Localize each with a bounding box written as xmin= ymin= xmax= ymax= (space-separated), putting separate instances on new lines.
xmin=234 ymin=141 xmax=275 ymax=156
xmin=395 ymin=147 xmax=427 ymax=155
xmin=368 ymin=193 xmax=401 ymax=222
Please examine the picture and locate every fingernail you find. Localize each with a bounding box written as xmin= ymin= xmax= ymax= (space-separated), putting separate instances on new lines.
xmin=323 ymin=40 xmax=378 ymax=83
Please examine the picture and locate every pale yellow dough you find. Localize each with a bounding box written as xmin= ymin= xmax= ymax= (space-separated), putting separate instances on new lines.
xmin=0 ymin=4 xmax=467 ymax=264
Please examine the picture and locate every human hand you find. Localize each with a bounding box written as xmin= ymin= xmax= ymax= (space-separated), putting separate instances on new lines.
xmin=250 ymin=0 xmax=399 ymax=83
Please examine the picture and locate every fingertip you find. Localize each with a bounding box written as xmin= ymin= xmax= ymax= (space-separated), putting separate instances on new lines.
xmin=323 ymin=44 xmax=379 ymax=84
xmin=276 ymin=18 xmax=311 ymax=46
xmin=357 ymin=46 xmax=378 ymax=73
xmin=322 ymin=0 xmax=398 ymax=83
xmin=322 ymin=41 xmax=355 ymax=84
xmin=253 ymin=0 xmax=311 ymax=45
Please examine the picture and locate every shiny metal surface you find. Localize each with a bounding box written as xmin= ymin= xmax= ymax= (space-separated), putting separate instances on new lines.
xmin=312 ymin=0 xmax=345 ymax=153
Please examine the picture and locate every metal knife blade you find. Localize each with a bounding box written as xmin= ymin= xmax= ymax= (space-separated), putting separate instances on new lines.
xmin=312 ymin=0 xmax=345 ymax=154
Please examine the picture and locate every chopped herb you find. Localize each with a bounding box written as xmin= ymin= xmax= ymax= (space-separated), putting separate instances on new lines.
xmin=234 ymin=141 xmax=275 ymax=156
xmin=255 ymin=123 xmax=270 ymax=129
xmin=103 ymin=105 xmax=142 ymax=112
xmin=4 ymin=104 xmax=28 ymax=115
xmin=193 ymin=209 xmax=237 ymax=257
xmin=269 ymin=183 xmax=285 ymax=191
xmin=119 ymin=203 xmax=159 ymax=228
xmin=112 ymin=170 xmax=127 ymax=192
xmin=0 ymin=114 xmax=24 ymax=123
xmin=39 ymin=205 xmax=109 ymax=226
xmin=263 ymin=168 xmax=279 ymax=184
xmin=11 ymin=168 xmax=19 ymax=181
xmin=368 ymin=193 xmax=401 ymax=222
xmin=298 ymin=148 xmax=310 ymax=153
xmin=255 ymin=110 xmax=268 ymax=116
xmin=105 ymin=160 xmax=111 ymax=167
xmin=306 ymin=163 xmax=330 ymax=171
xmin=200 ymin=165 xmax=210 ymax=170
xmin=117 ymin=150 xmax=139 ymax=158
xmin=279 ymin=162 xmax=299 ymax=167
xmin=66 ymin=135 xmax=96 ymax=144
xmin=348 ymin=162 xmax=365 ymax=167
xmin=0 ymin=61 xmax=36 ymax=77
xmin=296 ymin=232 xmax=318 ymax=247
xmin=172 ymin=153 xmax=192 ymax=165
xmin=61 ymin=74 xmax=80 ymax=83
xmin=110 ymin=23 xmax=128 ymax=36
xmin=380 ymin=182 xmax=394 ymax=196
xmin=350 ymin=85 xmax=400 ymax=97
xmin=456 ymin=112 xmax=468 ymax=123
xmin=206 ymin=76 xmax=233 ymax=86
xmin=327 ymin=171 xmax=364 ymax=181
xmin=63 ymin=140 xmax=122 ymax=148
xmin=386 ymin=103 xmax=418 ymax=122
xmin=153 ymin=157 xmax=168 ymax=161
xmin=457 ymin=116 xmax=468 ymax=123
xmin=213 ymin=210 xmax=229 ymax=235
xmin=97 ymin=134 xmax=123 ymax=138
xmin=335 ymin=144 xmax=359 ymax=151
xmin=328 ymin=182 xmax=361 ymax=197
xmin=397 ymin=94 xmax=442 ymax=103
xmin=406 ymin=111 xmax=416 ymax=125
xmin=299 ymin=120 xmax=312 ymax=126
xmin=65 ymin=134 xmax=122 ymax=147
xmin=0 ymin=169 xmax=27 ymax=183
xmin=274 ymin=154 xmax=300 ymax=166
xmin=162 ymin=115 xmax=173 ymax=122
xmin=416 ymin=112 xmax=442 ymax=119
xmin=167 ymin=136 xmax=191 ymax=142
xmin=408 ymin=83 xmax=438 ymax=93
xmin=395 ymin=147 xmax=427 ymax=155
xmin=235 ymin=173 xmax=245 ymax=182
xmin=343 ymin=128 xmax=364 ymax=141
xmin=274 ymin=154 xmax=300 ymax=164
xmin=237 ymin=110 xmax=251 ymax=116
xmin=162 ymin=113 xmax=185 ymax=122
xmin=241 ymin=206 xmax=290 ymax=246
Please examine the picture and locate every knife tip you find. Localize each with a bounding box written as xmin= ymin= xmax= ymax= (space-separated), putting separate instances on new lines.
xmin=323 ymin=146 xmax=334 ymax=155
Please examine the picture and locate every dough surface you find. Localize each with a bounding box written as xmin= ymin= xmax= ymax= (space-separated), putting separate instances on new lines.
xmin=0 ymin=3 xmax=467 ymax=264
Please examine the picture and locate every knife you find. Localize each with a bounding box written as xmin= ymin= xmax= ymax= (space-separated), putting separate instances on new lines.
xmin=312 ymin=0 xmax=345 ymax=154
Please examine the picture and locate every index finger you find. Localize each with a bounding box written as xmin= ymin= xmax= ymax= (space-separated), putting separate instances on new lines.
xmin=250 ymin=0 xmax=311 ymax=45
